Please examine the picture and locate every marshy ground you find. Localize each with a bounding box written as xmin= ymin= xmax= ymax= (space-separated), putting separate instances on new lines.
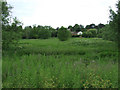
xmin=2 ymin=38 xmax=118 ymax=88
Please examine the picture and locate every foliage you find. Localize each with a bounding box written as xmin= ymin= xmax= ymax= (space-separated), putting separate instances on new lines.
xmin=51 ymin=30 xmax=57 ymax=37
xmin=2 ymin=1 xmax=22 ymax=49
xmin=79 ymin=24 xmax=84 ymax=32
xmin=2 ymin=30 xmax=21 ymax=49
xmin=97 ymin=23 xmax=105 ymax=29
xmin=39 ymin=29 xmax=51 ymax=39
xmin=88 ymin=29 xmax=97 ymax=37
xmin=1 ymin=0 xmax=13 ymax=26
xmin=85 ymin=24 xmax=96 ymax=29
xmin=82 ymin=31 xmax=92 ymax=38
xmin=22 ymin=25 xmax=56 ymax=39
xmin=2 ymin=18 xmax=22 ymax=49
xmin=68 ymin=24 xmax=85 ymax=32
xmin=22 ymin=26 xmax=32 ymax=39
xmin=85 ymin=23 xmax=105 ymax=32
xmin=100 ymin=1 xmax=120 ymax=42
xmin=57 ymin=26 xmax=71 ymax=41
xmin=82 ymin=29 xmax=98 ymax=38
xmin=68 ymin=25 xmax=73 ymax=31
xmin=73 ymin=24 xmax=81 ymax=32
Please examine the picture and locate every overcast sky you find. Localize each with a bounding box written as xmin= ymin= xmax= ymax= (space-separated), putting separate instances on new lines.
xmin=7 ymin=0 xmax=118 ymax=28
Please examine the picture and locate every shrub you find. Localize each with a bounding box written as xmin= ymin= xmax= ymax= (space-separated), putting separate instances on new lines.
xmin=88 ymin=29 xmax=97 ymax=37
xmin=57 ymin=26 xmax=71 ymax=41
xmin=82 ymin=31 xmax=92 ymax=38
xmin=39 ymin=29 xmax=51 ymax=39
xmin=82 ymin=29 xmax=97 ymax=38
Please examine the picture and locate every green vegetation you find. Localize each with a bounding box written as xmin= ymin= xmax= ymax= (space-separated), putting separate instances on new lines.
xmin=39 ymin=29 xmax=51 ymax=39
xmin=2 ymin=1 xmax=22 ymax=50
xmin=57 ymin=26 xmax=71 ymax=41
xmin=2 ymin=0 xmax=119 ymax=88
xmin=98 ymin=1 xmax=120 ymax=42
xmin=3 ymin=38 xmax=118 ymax=88
xmin=82 ymin=29 xmax=97 ymax=38
xmin=22 ymin=25 xmax=55 ymax=39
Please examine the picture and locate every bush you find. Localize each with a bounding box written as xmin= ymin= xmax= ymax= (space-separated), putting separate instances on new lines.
xmin=82 ymin=31 xmax=92 ymax=38
xmin=57 ymin=26 xmax=71 ymax=41
xmin=88 ymin=29 xmax=97 ymax=37
xmin=82 ymin=29 xmax=97 ymax=38
xmin=39 ymin=29 xmax=51 ymax=39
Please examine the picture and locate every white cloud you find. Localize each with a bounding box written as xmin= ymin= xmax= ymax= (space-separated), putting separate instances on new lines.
xmin=7 ymin=0 xmax=118 ymax=28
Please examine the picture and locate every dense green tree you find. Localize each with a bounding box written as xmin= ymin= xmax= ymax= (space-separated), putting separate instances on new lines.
xmin=23 ymin=26 xmax=32 ymax=39
xmin=79 ymin=24 xmax=84 ymax=32
xmin=11 ymin=17 xmax=23 ymax=32
xmin=100 ymin=1 xmax=120 ymax=42
xmin=57 ymin=26 xmax=71 ymax=41
xmin=98 ymin=23 xmax=105 ymax=29
xmin=82 ymin=29 xmax=97 ymax=38
xmin=22 ymin=25 xmax=57 ymax=39
xmin=96 ymin=23 xmax=105 ymax=34
xmin=49 ymin=27 xmax=57 ymax=37
xmin=82 ymin=31 xmax=92 ymax=38
xmin=2 ymin=0 xmax=22 ymax=49
xmin=73 ymin=24 xmax=81 ymax=32
xmin=117 ymin=1 xmax=120 ymax=44
xmin=68 ymin=25 xmax=73 ymax=31
xmin=85 ymin=25 xmax=91 ymax=29
xmin=39 ymin=29 xmax=51 ymax=39
xmin=88 ymin=29 xmax=97 ymax=37
xmin=85 ymin=24 xmax=97 ymax=29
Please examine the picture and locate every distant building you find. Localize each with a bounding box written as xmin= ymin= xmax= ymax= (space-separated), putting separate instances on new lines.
xmin=77 ymin=31 xmax=83 ymax=35
xmin=67 ymin=29 xmax=83 ymax=36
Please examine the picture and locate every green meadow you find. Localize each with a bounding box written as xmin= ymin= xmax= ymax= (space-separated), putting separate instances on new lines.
xmin=2 ymin=38 xmax=118 ymax=88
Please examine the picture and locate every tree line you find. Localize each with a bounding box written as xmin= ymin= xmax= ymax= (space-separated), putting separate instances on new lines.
xmin=1 ymin=0 xmax=119 ymax=49
xmin=21 ymin=23 xmax=105 ymax=39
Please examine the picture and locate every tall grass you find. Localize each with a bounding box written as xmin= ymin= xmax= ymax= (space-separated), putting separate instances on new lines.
xmin=2 ymin=38 xmax=118 ymax=88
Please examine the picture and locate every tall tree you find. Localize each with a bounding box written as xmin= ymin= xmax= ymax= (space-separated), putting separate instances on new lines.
xmin=73 ymin=24 xmax=80 ymax=32
xmin=2 ymin=0 xmax=13 ymax=30
xmin=2 ymin=0 xmax=22 ymax=49
xmin=85 ymin=25 xmax=90 ymax=29
xmin=101 ymin=1 xmax=120 ymax=42
xmin=57 ymin=26 xmax=71 ymax=41
xmin=79 ymin=24 xmax=84 ymax=32
xmin=98 ymin=23 xmax=105 ymax=29
xmin=68 ymin=25 xmax=73 ymax=31
xmin=85 ymin=24 xmax=96 ymax=29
